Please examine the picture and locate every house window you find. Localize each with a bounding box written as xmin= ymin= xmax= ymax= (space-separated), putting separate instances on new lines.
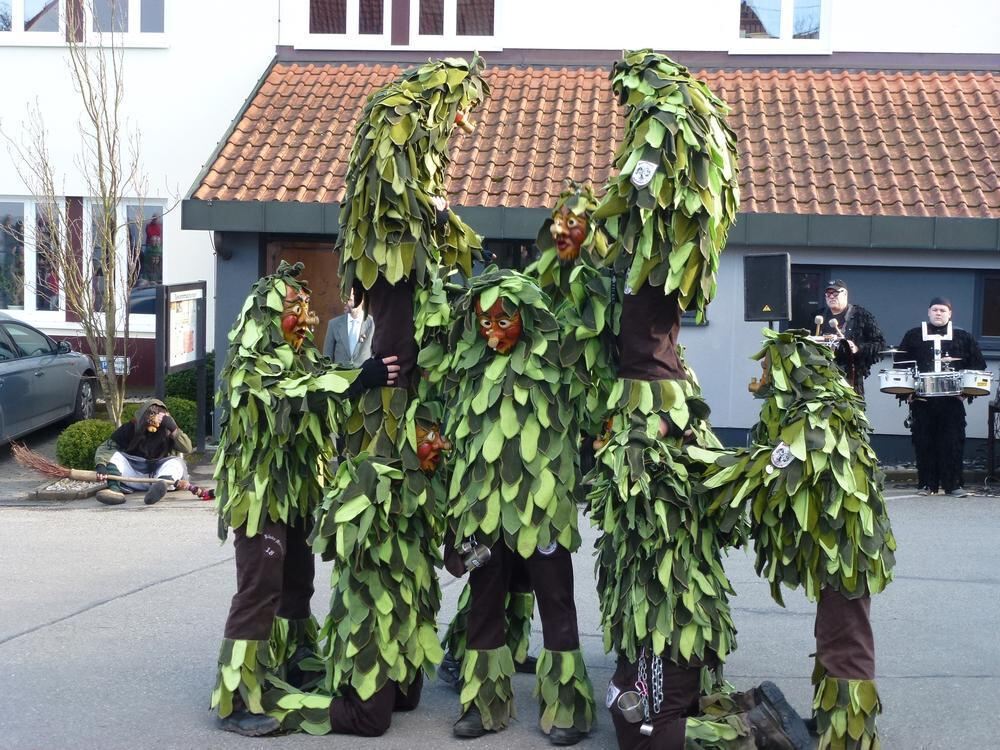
xmin=34 ymin=208 xmax=59 ymax=311
xmin=90 ymin=0 xmax=163 ymax=34
xmin=310 ymin=0 xmax=345 ymax=33
xmin=0 ymin=203 xmax=25 ymax=310
xmin=127 ymin=205 xmax=162 ymax=287
xmin=358 ymin=0 xmax=382 ymax=33
xmin=308 ymin=0 xmax=386 ymax=35
xmin=457 ymin=0 xmax=492 ymax=36
xmin=982 ymin=276 xmax=1000 ymax=338
xmin=738 ymin=0 xmax=823 ymax=43
xmin=0 ymin=0 xmax=61 ymax=33
xmin=419 ymin=0 xmax=442 ymax=34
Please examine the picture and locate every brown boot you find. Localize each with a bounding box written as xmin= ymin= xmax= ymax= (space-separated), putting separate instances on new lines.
xmin=743 ymin=701 xmax=810 ymax=750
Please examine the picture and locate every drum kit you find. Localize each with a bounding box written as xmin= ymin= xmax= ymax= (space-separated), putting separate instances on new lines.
xmin=878 ymin=350 xmax=994 ymax=399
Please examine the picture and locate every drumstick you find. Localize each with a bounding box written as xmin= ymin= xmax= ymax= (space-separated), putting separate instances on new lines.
xmin=830 ymin=318 xmax=845 ymax=339
xmin=813 ymin=315 xmax=823 ymax=336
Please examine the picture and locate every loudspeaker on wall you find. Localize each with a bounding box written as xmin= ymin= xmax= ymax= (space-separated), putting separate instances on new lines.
xmin=743 ymin=253 xmax=791 ymax=322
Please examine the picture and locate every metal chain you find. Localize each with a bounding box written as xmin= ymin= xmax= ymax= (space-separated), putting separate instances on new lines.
xmin=651 ymin=655 xmax=664 ymax=715
xmin=636 ymin=650 xmax=651 ymax=722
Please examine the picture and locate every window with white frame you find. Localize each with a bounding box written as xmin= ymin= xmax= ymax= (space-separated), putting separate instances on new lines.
xmin=0 ymin=202 xmax=26 ymax=310
xmin=0 ymin=0 xmax=61 ymax=34
xmin=0 ymin=0 xmax=164 ymax=40
xmin=412 ymin=0 xmax=495 ymax=46
xmin=90 ymin=201 xmax=162 ymax=314
xmin=90 ymin=0 xmax=163 ymax=34
xmin=309 ymin=0 xmax=386 ymax=37
xmin=736 ymin=0 xmax=825 ymax=49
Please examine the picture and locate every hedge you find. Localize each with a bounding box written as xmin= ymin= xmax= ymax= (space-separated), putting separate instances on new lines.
xmin=55 ymin=419 xmax=116 ymax=470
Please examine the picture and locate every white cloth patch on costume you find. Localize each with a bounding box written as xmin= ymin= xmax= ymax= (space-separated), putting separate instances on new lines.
xmin=630 ymin=161 xmax=658 ymax=188
xmin=606 ymin=680 xmax=621 ymax=709
xmin=536 ymin=541 xmax=558 ymax=556
xmin=770 ymin=441 xmax=794 ymax=469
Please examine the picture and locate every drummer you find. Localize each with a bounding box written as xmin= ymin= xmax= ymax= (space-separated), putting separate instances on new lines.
xmin=819 ymin=279 xmax=886 ymax=398
xmin=895 ymin=297 xmax=986 ymax=497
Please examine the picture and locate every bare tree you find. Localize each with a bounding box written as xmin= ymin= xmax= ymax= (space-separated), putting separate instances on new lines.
xmin=2 ymin=0 xmax=149 ymax=425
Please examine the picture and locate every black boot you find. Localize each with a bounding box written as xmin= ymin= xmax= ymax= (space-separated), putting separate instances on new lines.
xmin=438 ymin=651 xmax=462 ymax=692
xmin=548 ymin=726 xmax=588 ymax=746
xmin=217 ymin=710 xmax=280 ymax=737
xmin=743 ymin=683 xmax=810 ymax=750
xmin=453 ymin=707 xmax=490 ymax=739
xmin=514 ymin=654 xmax=538 ymax=674
xmin=144 ymin=477 xmax=171 ymax=505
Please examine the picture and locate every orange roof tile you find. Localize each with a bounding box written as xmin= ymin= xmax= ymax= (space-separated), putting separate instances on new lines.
xmin=192 ymin=63 xmax=1000 ymax=219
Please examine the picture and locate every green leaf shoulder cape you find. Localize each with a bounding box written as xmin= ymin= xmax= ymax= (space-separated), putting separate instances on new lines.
xmin=214 ymin=261 xmax=357 ymax=538
xmin=338 ymin=55 xmax=488 ymax=292
xmin=700 ymin=329 xmax=897 ymax=605
xmin=595 ymin=49 xmax=739 ymax=321
xmin=443 ymin=269 xmax=581 ymax=557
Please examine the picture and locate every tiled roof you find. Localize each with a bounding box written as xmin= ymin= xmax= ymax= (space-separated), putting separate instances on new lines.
xmin=192 ymin=63 xmax=1000 ymax=219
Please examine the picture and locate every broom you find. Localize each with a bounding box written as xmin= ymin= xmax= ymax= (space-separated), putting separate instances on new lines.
xmin=12 ymin=443 xmax=215 ymax=500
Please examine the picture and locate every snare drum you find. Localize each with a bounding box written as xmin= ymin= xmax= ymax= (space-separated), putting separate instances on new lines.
xmin=915 ymin=372 xmax=962 ymax=397
xmin=960 ymin=369 xmax=993 ymax=397
xmin=879 ymin=369 xmax=915 ymax=394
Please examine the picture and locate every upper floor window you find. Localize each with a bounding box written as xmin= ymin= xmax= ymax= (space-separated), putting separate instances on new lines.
xmin=0 ymin=0 xmax=61 ymax=33
xmin=412 ymin=0 xmax=495 ymax=45
xmin=91 ymin=0 xmax=163 ymax=34
xmin=0 ymin=0 xmax=164 ymax=41
xmin=309 ymin=0 xmax=385 ymax=36
xmin=734 ymin=0 xmax=827 ymax=52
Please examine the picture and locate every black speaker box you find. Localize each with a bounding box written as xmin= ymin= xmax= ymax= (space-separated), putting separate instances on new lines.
xmin=743 ymin=253 xmax=791 ymax=321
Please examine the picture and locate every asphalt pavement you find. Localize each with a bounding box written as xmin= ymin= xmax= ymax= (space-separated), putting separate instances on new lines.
xmin=1 ymin=432 xmax=999 ymax=750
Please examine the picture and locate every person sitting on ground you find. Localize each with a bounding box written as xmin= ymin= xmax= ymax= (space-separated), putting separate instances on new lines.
xmin=95 ymin=398 xmax=192 ymax=506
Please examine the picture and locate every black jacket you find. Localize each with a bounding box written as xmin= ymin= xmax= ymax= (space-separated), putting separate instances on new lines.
xmin=896 ymin=324 xmax=986 ymax=373
xmin=819 ymin=303 xmax=886 ymax=391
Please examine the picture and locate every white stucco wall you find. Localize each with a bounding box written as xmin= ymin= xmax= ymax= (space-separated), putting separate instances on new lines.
xmin=0 ymin=1 xmax=279 ymax=347
xmin=283 ymin=0 xmax=1000 ymax=56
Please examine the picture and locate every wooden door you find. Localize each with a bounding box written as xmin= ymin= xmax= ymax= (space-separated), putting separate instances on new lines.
xmin=265 ymin=240 xmax=346 ymax=352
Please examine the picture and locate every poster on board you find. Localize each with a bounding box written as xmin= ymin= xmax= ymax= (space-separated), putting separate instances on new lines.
xmin=168 ymin=287 xmax=202 ymax=369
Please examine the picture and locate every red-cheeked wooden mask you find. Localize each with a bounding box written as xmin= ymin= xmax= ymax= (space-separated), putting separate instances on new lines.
xmin=281 ymin=285 xmax=319 ymax=351
xmin=475 ymin=297 xmax=523 ymax=354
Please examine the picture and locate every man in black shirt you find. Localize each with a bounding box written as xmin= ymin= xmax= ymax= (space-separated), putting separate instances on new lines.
xmin=819 ymin=279 xmax=886 ymax=398
xmin=895 ymin=297 xmax=986 ymax=497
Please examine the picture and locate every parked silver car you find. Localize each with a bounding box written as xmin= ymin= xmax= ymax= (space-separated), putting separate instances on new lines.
xmin=0 ymin=313 xmax=97 ymax=444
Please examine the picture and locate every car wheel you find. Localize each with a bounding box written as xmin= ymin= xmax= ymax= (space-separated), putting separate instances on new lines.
xmin=72 ymin=377 xmax=97 ymax=422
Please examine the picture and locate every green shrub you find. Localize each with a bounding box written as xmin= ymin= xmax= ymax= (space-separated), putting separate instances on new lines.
xmin=121 ymin=397 xmax=197 ymax=437
xmin=165 ymin=352 xmax=215 ymax=401
xmin=165 ymin=396 xmax=197 ymax=437
xmin=56 ymin=419 xmax=116 ymax=470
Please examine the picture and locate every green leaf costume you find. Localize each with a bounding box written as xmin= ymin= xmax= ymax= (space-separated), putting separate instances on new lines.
xmin=701 ymin=329 xmax=897 ymax=750
xmin=338 ymin=55 xmax=487 ymax=292
xmin=211 ymin=261 xmax=358 ymax=721
xmin=444 ymin=269 xmax=580 ymax=559
xmin=595 ymin=49 xmax=740 ymax=320
xmin=213 ymin=261 xmax=357 ymax=538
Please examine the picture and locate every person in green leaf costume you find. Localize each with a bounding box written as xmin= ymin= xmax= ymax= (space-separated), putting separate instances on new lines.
xmin=591 ymin=51 xmax=811 ymax=750
xmin=338 ymin=54 xmax=487 ymax=398
xmin=443 ymin=269 xmax=595 ymax=746
xmin=210 ymin=261 xmax=398 ymax=737
xmin=437 ymin=182 xmax=617 ymax=693
xmin=701 ymin=329 xmax=896 ymax=750
xmin=260 ymin=401 xmax=451 ymax=736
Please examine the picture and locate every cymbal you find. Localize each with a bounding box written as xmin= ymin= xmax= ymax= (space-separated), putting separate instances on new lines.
xmin=879 ymin=348 xmax=907 ymax=355
xmin=939 ymin=356 xmax=963 ymax=363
